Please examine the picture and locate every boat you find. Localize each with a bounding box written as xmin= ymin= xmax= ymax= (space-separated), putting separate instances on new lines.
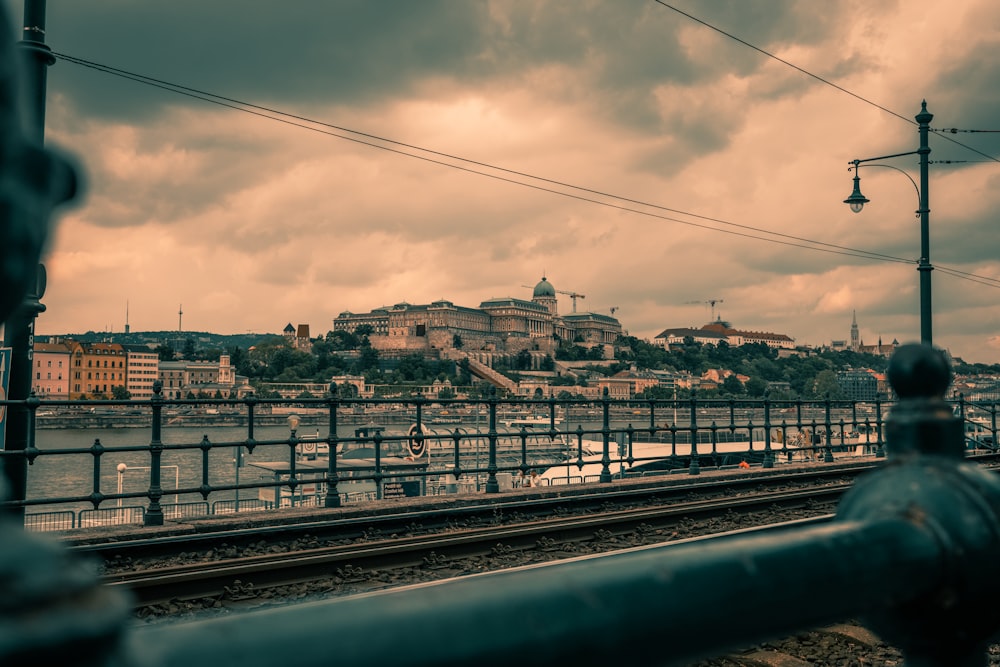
xmin=430 ymin=416 xmax=463 ymax=425
xmin=295 ymin=431 xmax=329 ymax=458
xmin=501 ymin=416 xmax=563 ymax=428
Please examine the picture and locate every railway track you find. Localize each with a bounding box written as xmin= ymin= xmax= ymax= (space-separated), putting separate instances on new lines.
xmin=107 ymin=486 xmax=843 ymax=608
xmin=72 ymin=464 xmax=873 ymax=566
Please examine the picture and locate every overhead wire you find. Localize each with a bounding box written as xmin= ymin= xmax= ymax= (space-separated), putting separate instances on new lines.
xmin=54 ymin=1 xmax=1000 ymax=290
xmin=52 ymin=51 xmax=912 ymax=266
xmin=652 ymin=0 xmax=1000 ymax=167
xmin=652 ymin=1 xmax=1000 ymax=291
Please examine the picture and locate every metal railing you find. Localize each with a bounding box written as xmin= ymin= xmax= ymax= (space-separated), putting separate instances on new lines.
xmin=2 ymin=379 xmax=997 ymax=530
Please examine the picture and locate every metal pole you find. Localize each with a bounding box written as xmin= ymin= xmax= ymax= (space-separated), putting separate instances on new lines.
xmin=916 ymin=101 xmax=933 ymax=346
xmin=1 ymin=0 xmax=54 ymax=520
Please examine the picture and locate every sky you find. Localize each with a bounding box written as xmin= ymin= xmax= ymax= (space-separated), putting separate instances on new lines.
xmin=4 ymin=1 xmax=1000 ymax=363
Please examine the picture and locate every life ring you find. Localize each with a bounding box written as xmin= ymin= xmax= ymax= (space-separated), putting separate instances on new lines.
xmin=302 ymin=441 xmax=317 ymax=454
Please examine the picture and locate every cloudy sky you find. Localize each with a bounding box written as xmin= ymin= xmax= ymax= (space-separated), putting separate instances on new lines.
xmin=6 ymin=1 xmax=1000 ymax=363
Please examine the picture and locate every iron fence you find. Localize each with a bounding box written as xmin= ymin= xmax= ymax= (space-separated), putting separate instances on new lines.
xmin=2 ymin=381 xmax=997 ymax=530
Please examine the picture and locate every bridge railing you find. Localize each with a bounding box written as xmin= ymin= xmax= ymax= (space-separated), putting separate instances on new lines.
xmin=2 ymin=379 xmax=998 ymax=529
xmin=4 ymin=344 xmax=1000 ymax=666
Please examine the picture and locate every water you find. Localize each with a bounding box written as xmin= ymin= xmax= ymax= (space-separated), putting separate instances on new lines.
xmin=18 ymin=414 xmax=802 ymax=517
xmin=20 ymin=421 xmax=606 ymax=515
xmin=24 ymin=424 xmax=320 ymax=513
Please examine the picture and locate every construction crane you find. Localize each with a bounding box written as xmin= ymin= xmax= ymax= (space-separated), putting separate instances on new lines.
xmin=521 ymin=284 xmax=587 ymax=312
xmin=684 ymin=298 xmax=724 ymax=322
xmin=557 ymin=289 xmax=586 ymax=313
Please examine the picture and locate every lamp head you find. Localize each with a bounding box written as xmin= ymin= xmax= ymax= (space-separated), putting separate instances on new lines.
xmin=844 ymin=173 xmax=869 ymax=213
xmin=287 ymin=413 xmax=300 ymax=432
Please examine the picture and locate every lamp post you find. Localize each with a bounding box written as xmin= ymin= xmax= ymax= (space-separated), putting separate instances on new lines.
xmin=117 ymin=463 xmax=180 ymax=508
xmin=287 ymin=413 xmax=300 ymax=506
xmin=844 ymin=101 xmax=934 ymax=346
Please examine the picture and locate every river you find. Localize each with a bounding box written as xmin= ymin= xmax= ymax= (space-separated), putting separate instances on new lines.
xmin=20 ymin=420 xmax=612 ymax=516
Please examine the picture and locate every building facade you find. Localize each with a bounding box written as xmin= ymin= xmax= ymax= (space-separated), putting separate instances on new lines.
xmin=333 ymin=277 xmax=622 ymax=357
xmin=67 ymin=341 xmax=127 ymax=399
xmin=157 ymin=355 xmax=237 ymax=399
xmin=837 ymin=368 xmax=879 ymax=401
xmin=33 ymin=341 xmax=72 ymax=398
xmin=122 ymin=344 xmax=160 ymax=400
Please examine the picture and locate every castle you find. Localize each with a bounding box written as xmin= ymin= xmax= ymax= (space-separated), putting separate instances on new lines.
xmin=333 ymin=277 xmax=622 ymax=356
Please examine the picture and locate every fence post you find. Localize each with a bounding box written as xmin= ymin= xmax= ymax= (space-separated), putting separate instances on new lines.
xmin=324 ymin=383 xmax=341 ymax=508
xmin=144 ymin=380 xmax=164 ymax=526
xmin=599 ymin=387 xmax=612 ymax=483
xmin=485 ymin=387 xmax=499 ymax=493
xmin=762 ymin=396 xmax=774 ymax=468
xmin=823 ymin=394 xmax=834 ymax=463
xmin=688 ymin=389 xmax=700 ymax=475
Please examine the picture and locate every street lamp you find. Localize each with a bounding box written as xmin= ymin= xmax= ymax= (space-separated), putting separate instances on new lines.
xmin=117 ymin=463 xmax=180 ymax=509
xmin=287 ymin=413 xmax=300 ymax=506
xmin=843 ymin=101 xmax=934 ymax=346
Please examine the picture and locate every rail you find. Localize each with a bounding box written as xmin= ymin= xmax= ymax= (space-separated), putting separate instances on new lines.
xmin=2 ymin=380 xmax=997 ymax=530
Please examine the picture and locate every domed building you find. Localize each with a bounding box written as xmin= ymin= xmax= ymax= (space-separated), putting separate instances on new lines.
xmin=532 ymin=276 xmax=558 ymax=316
xmin=332 ymin=277 xmax=622 ymax=356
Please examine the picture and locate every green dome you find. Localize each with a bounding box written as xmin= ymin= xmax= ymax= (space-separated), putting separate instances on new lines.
xmin=533 ymin=277 xmax=556 ymax=298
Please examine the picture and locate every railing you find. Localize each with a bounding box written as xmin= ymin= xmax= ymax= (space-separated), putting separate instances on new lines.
xmin=5 ymin=343 xmax=1000 ymax=666
xmin=2 ymin=379 xmax=997 ymax=530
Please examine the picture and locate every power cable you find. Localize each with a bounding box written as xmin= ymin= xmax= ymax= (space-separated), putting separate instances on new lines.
xmin=52 ymin=53 xmax=999 ymax=290
xmin=52 ymin=52 xmax=913 ymax=265
xmin=652 ymin=1 xmax=999 ymax=164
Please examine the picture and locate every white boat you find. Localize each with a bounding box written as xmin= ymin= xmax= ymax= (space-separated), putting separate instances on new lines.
xmin=501 ymin=416 xmax=563 ymax=428
xmin=295 ymin=431 xmax=329 ymax=458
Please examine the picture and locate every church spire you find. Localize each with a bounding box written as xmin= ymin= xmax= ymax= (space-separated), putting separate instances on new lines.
xmin=850 ymin=310 xmax=860 ymax=351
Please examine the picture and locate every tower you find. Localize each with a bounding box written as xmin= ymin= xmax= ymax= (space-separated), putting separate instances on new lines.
xmin=850 ymin=311 xmax=859 ymax=351
xmin=531 ymin=276 xmax=558 ymax=316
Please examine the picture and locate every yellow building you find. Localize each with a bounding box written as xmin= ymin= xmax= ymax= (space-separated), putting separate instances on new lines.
xmin=68 ymin=341 xmax=127 ymax=399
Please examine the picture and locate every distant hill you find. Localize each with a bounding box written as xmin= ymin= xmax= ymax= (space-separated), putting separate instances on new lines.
xmin=36 ymin=330 xmax=277 ymax=351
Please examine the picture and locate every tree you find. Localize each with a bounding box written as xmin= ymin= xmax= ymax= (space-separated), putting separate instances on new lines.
xmin=722 ymin=374 xmax=744 ymax=396
xmin=810 ymin=370 xmax=844 ymax=400
xmin=155 ymin=343 xmax=175 ymax=361
xmin=744 ymin=376 xmax=768 ymax=398
xmin=452 ymin=334 xmax=464 ymax=350
xmin=111 ymin=386 xmax=131 ymax=400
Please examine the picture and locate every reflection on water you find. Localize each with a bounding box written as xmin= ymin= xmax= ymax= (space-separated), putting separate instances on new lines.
xmin=26 ymin=425 xmax=327 ymax=514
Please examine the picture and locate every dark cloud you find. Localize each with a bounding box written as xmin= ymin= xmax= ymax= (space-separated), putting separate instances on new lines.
xmin=24 ymin=2 xmax=489 ymax=120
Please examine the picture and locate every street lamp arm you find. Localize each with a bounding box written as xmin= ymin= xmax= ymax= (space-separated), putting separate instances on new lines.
xmin=850 ymin=163 xmax=921 ymax=216
xmin=849 ymin=150 xmax=920 ymax=165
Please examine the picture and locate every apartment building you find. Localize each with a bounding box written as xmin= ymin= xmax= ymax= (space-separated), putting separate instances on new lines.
xmin=33 ymin=341 xmax=72 ymax=398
